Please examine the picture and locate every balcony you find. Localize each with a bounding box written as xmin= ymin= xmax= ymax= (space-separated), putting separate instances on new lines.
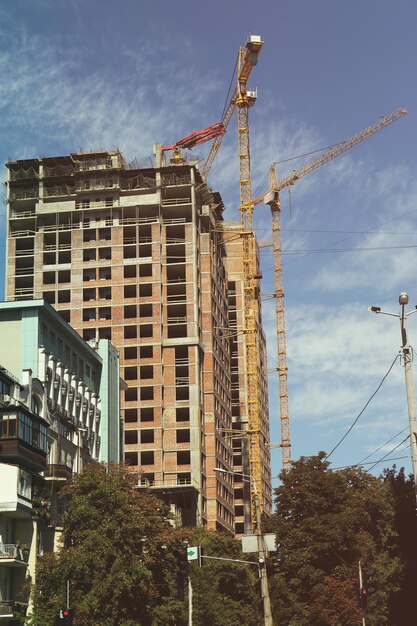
xmin=0 ymin=601 xmax=28 ymax=619
xmin=44 ymin=464 xmax=73 ymax=482
xmin=0 ymin=544 xmax=29 ymax=567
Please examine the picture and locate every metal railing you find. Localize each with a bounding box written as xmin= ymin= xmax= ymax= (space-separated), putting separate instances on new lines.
xmin=0 ymin=544 xmax=29 ymax=562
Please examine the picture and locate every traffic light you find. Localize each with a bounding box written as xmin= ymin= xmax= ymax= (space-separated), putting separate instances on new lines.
xmin=364 ymin=567 xmax=376 ymax=596
xmin=360 ymin=587 xmax=369 ymax=611
xmin=59 ymin=608 xmax=74 ymax=624
xmin=360 ymin=567 xmax=376 ymax=612
xmin=177 ymin=549 xmax=190 ymax=579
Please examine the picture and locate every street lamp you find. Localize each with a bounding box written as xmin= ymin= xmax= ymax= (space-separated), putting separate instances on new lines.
xmin=213 ymin=468 xmax=273 ymax=626
xmin=369 ymin=292 xmax=417 ymax=503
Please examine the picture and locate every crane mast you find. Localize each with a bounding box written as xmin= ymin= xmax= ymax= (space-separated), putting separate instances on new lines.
xmin=259 ymin=107 xmax=408 ymax=470
xmin=201 ymin=36 xmax=263 ymax=180
xmin=233 ymin=36 xmax=265 ymax=527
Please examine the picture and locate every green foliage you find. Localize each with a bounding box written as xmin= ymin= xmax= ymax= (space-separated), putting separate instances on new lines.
xmin=186 ymin=529 xmax=261 ymax=626
xmin=267 ymin=452 xmax=401 ymax=626
xmin=383 ymin=466 xmax=417 ymax=626
xmin=30 ymin=464 xmax=179 ymax=626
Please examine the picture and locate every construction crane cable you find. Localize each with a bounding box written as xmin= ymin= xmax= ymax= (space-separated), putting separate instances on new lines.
xmin=221 ymin=52 xmax=239 ymax=120
xmin=325 ymin=352 xmax=401 ymax=461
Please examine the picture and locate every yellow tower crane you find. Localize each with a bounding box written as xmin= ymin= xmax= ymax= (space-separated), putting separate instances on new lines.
xmin=254 ymin=107 xmax=408 ymax=470
xmin=202 ymin=35 xmax=266 ymax=528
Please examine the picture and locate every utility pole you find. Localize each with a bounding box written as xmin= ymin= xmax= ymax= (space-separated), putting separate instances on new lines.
xmin=358 ymin=561 xmax=366 ymax=626
xmin=188 ymin=575 xmax=193 ymax=626
xmin=254 ymin=494 xmax=273 ymax=626
xmin=214 ymin=468 xmax=273 ymax=625
xmin=369 ymin=292 xmax=417 ymax=503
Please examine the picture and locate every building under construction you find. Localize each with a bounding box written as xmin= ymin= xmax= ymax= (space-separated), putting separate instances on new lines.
xmin=5 ymin=148 xmax=272 ymax=534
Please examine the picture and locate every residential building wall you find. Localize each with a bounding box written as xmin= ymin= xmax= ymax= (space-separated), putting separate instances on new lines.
xmin=5 ymin=151 xmax=271 ymax=534
xmin=0 ymin=301 xmax=120 ymax=622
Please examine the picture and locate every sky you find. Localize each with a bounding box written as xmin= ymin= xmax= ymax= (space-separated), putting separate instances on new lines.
xmin=1 ymin=0 xmax=417 ymax=485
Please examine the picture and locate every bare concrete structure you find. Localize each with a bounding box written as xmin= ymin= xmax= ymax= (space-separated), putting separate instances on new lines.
xmin=5 ymin=150 xmax=272 ymax=533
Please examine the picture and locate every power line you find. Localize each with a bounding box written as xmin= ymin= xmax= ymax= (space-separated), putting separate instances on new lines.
xmin=264 ymin=243 xmax=417 ymax=255
xmin=356 ymin=426 xmax=409 ymax=466
xmin=330 ymin=454 xmax=410 ymax=471
xmin=325 ymin=352 xmax=401 ymax=461
xmin=367 ymin=436 xmax=411 ymax=472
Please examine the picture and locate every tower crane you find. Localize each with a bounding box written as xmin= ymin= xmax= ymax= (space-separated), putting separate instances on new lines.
xmin=228 ymin=36 xmax=265 ymax=529
xmin=157 ymin=36 xmax=267 ymax=531
xmin=254 ymin=107 xmax=408 ymax=470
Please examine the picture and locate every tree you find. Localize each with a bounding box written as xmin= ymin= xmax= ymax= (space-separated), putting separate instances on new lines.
xmin=383 ymin=466 xmax=417 ymax=626
xmin=267 ymin=452 xmax=401 ymax=626
xmin=30 ymin=464 xmax=184 ymax=626
xmin=187 ymin=528 xmax=261 ymax=626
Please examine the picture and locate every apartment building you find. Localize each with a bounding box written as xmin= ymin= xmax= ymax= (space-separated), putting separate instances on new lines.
xmin=0 ymin=300 xmax=120 ymax=622
xmin=5 ymin=150 xmax=272 ymax=533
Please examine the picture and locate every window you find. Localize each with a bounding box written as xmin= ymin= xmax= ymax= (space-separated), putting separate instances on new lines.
xmin=176 ymin=386 xmax=189 ymax=401
xmin=83 ymin=328 xmax=96 ymax=341
xmin=140 ymin=387 xmax=154 ymax=401
xmin=124 ymin=409 xmax=137 ymax=423
xmin=99 ymin=247 xmax=112 ymax=261
xmin=124 ymin=305 xmax=137 ymax=319
xmin=43 ymin=271 xmax=55 ymax=285
xmin=125 ymin=388 xmax=138 ymax=402
xmin=83 ymin=308 xmax=96 ymax=322
xmin=141 ymin=430 xmax=154 ymax=444
xmin=0 ymin=411 xmax=47 ymax=452
xmin=177 ymin=451 xmax=190 ymax=465
xmin=141 ymin=451 xmax=154 ymax=465
xmin=139 ymin=304 xmax=152 ymax=317
xmin=83 ymin=249 xmax=96 ymax=262
xmin=176 ymin=429 xmax=190 ymax=443
xmin=99 ymin=267 xmax=111 ymax=280
xmin=124 ymin=285 xmax=136 ymax=298
xmin=124 ymin=367 xmax=137 ymax=381
xmin=125 ymin=451 xmax=138 ymax=466
xmin=0 ymin=379 xmax=11 ymax=396
xmin=139 ymin=284 xmax=152 ymax=297
xmin=124 ymin=347 xmax=137 ymax=360
xmin=140 ymin=324 xmax=152 ymax=338
xmin=139 ymin=264 xmax=152 ymax=278
xmin=124 ymin=266 xmax=136 ymax=279
xmin=140 ymin=407 xmax=154 ymax=422
xmin=98 ymin=287 xmax=111 ymax=300
xmin=124 ymin=326 xmax=137 ymax=339
xmin=58 ymin=290 xmax=70 ymax=303
xmin=83 ymin=288 xmax=96 ymax=302
xmin=59 ymin=310 xmax=70 ymax=323
xmin=140 ymin=366 xmax=153 ymax=380
xmin=98 ymin=307 xmax=111 ymax=320
xmin=125 ymin=430 xmax=138 ymax=444
xmin=140 ymin=346 xmax=153 ymax=359
xmin=83 ymin=268 xmax=96 ymax=281
xmin=83 ymin=229 xmax=96 ymax=242
xmin=0 ymin=414 xmax=16 ymax=437
xmin=176 ymin=407 xmax=190 ymax=422
xmin=43 ymin=291 xmax=55 ymax=304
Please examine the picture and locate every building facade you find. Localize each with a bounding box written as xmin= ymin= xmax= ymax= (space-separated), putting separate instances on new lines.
xmin=5 ymin=151 xmax=272 ymax=534
xmin=0 ymin=300 xmax=120 ymax=622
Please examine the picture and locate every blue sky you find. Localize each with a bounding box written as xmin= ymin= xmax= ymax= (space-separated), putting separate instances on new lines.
xmin=1 ymin=0 xmax=417 ymax=484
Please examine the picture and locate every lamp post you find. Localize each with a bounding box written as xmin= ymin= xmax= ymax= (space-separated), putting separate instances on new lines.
xmin=213 ymin=468 xmax=273 ymax=625
xmin=369 ymin=292 xmax=417 ymax=503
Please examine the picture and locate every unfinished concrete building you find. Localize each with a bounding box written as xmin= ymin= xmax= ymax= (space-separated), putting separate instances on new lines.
xmin=5 ymin=149 xmax=272 ymax=534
